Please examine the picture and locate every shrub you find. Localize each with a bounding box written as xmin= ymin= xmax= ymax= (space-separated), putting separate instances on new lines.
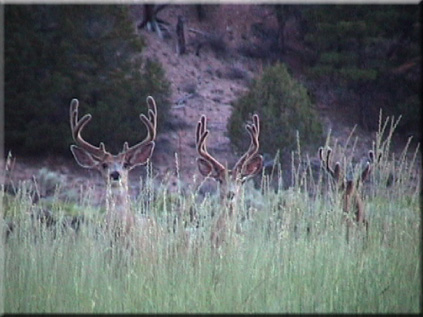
xmin=228 ymin=63 xmax=323 ymax=156
xmin=5 ymin=5 xmax=171 ymax=155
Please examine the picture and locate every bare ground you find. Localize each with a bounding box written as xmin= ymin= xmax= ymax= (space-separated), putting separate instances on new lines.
xmin=2 ymin=4 xmax=416 ymax=205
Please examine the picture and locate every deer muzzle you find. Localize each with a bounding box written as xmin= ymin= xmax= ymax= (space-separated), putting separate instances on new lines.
xmin=109 ymin=171 xmax=121 ymax=181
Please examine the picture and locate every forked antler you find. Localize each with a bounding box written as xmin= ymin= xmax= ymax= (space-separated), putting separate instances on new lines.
xmin=70 ymin=98 xmax=108 ymax=159
xmin=233 ymin=114 xmax=261 ymax=176
xmin=122 ymin=96 xmax=157 ymax=154
xmin=318 ymin=147 xmax=380 ymax=185
xmin=70 ymin=97 xmax=157 ymax=157
xmin=196 ymin=115 xmax=226 ymax=177
xmin=318 ymin=147 xmax=342 ymax=182
xmin=196 ymin=114 xmax=262 ymax=181
xmin=360 ymin=150 xmax=382 ymax=183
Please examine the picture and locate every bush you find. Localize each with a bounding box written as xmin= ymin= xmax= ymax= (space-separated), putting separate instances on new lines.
xmin=5 ymin=5 xmax=171 ymax=155
xmin=228 ymin=63 xmax=323 ymax=156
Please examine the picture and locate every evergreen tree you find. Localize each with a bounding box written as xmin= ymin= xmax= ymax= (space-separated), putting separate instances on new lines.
xmin=5 ymin=5 xmax=170 ymax=154
xmin=228 ymin=63 xmax=323 ymax=156
xmin=302 ymin=5 xmax=420 ymax=135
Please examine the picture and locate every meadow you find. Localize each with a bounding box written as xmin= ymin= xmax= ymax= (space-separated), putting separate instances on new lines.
xmin=1 ymin=116 xmax=421 ymax=313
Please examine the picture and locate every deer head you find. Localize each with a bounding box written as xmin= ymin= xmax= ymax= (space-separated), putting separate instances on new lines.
xmin=318 ymin=147 xmax=379 ymax=190
xmin=318 ymin=146 xmax=380 ymax=226
xmin=196 ymin=114 xmax=263 ymax=204
xmin=69 ymin=97 xmax=157 ymax=188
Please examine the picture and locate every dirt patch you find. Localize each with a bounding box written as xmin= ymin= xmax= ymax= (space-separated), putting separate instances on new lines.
xmin=4 ymin=4 xmax=417 ymax=203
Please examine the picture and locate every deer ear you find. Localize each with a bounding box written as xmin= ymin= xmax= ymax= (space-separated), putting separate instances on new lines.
xmin=197 ymin=157 xmax=214 ymax=177
xmin=70 ymin=145 xmax=99 ymax=169
xmin=334 ymin=162 xmax=342 ymax=181
xmin=197 ymin=157 xmax=225 ymax=179
xmin=241 ymin=154 xmax=263 ymax=181
xmin=125 ymin=142 xmax=155 ymax=169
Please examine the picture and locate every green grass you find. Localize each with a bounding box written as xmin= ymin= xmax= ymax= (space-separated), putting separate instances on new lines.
xmin=2 ymin=175 xmax=420 ymax=313
xmin=2 ymin=118 xmax=421 ymax=313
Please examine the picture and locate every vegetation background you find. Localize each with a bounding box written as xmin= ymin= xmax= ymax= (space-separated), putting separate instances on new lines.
xmin=1 ymin=4 xmax=421 ymax=314
xmin=5 ymin=5 xmax=171 ymax=154
xmin=4 ymin=4 xmax=420 ymax=157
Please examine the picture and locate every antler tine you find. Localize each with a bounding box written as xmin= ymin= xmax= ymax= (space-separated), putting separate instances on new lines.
xmin=70 ymin=99 xmax=107 ymax=158
xmin=195 ymin=115 xmax=206 ymax=149
xmin=318 ymin=146 xmax=324 ymax=162
xmin=368 ymin=150 xmax=375 ymax=164
xmin=196 ymin=115 xmax=226 ymax=171
xmin=360 ymin=150 xmax=380 ymax=182
xmin=125 ymin=96 xmax=158 ymax=152
xmin=360 ymin=161 xmax=371 ymax=183
xmin=233 ymin=114 xmax=261 ymax=173
xmin=319 ymin=146 xmax=342 ymax=181
xmin=253 ymin=113 xmax=260 ymax=136
xmin=146 ymin=96 xmax=158 ymax=140
xmin=368 ymin=149 xmax=382 ymax=164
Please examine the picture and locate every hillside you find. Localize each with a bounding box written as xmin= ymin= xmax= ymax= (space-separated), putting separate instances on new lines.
xmin=132 ymin=5 xmax=390 ymax=182
xmin=3 ymin=4 xmax=416 ymax=202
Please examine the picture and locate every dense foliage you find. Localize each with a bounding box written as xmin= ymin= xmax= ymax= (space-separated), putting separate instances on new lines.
xmin=5 ymin=5 xmax=171 ymax=155
xmin=301 ymin=5 xmax=420 ymax=135
xmin=228 ymin=63 xmax=323 ymax=156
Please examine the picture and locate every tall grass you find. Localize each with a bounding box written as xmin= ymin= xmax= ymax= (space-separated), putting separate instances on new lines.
xmin=2 ymin=116 xmax=421 ymax=313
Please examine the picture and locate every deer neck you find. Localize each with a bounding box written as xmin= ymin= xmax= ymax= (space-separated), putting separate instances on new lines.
xmin=107 ymin=185 xmax=129 ymax=210
xmin=105 ymin=179 xmax=134 ymax=231
xmin=211 ymin=179 xmax=243 ymax=249
xmin=219 ymin=179 xmax=242 ymax=220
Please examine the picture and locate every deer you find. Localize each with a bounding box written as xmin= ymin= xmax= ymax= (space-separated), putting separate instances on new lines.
xmin=69 ymin=97 xmax=159 ymax=241
xmin=318 ymin=146 xmax=380 ymax=240
xmin=196 ymin=114 xmax=263 ymax=250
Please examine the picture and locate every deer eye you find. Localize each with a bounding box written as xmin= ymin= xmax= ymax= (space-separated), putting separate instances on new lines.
xmin=123 ymin=162 xmax=131 ymax=169
xmin=101 ymin=163 xmax=109 ymax=170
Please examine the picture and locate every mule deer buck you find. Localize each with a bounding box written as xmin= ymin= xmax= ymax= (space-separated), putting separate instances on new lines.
xmin=319 ymin=146 xmax=380 ymax=240
xmin=196 ymin=114 xmax=263 ymax=249
xmin=69 ymin=97 xmax=158 ymax=239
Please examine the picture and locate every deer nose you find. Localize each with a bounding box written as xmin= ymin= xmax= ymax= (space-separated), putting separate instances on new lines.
xmin=227 ymin=191 xmax=235 ymax=201
xmin=109 ymin=171 xmax=120 ymax=181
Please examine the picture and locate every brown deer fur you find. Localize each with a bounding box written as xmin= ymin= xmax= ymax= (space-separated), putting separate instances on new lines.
xmin=319 ymin=147 xmax=380 ymax=236
xmin=69 ymin=96 xmax=159 ymax=240
xmin=196 ymin=114 xmax=263 ymax=250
